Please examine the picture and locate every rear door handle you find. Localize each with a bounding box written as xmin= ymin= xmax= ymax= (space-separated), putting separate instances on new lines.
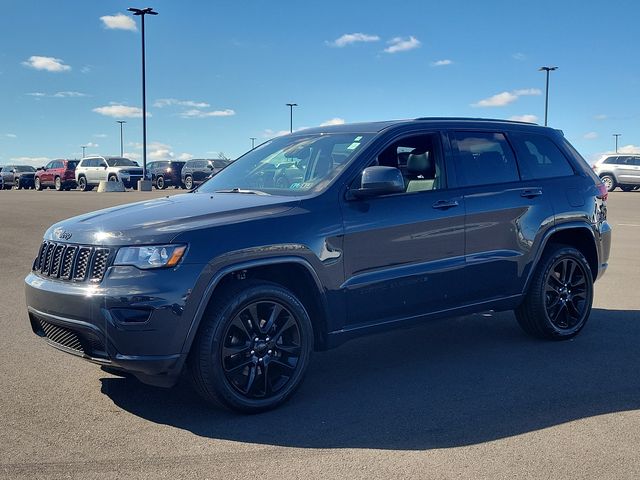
xmin=432 ymin=199 xmax=459 ymax=210
xmin=520 ymin=188 xmax=543 ymax=198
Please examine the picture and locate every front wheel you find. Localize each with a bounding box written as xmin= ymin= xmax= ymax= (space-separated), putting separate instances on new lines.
xmin=34 ymin=177 xmax=42 ymax=191
xmin=54 ymin=177 xmax=62 ymax=191
xmin=156 ymin=176 xmax=166 ymax=189
xmin=600 ymin=175 xmax=616 ymax=192
xmin=620 ymin=185 xmax=634 ymax=192
xmin=13 ymin=178 xmax=22 ymax=190
xmin=515 ymin=245 xmax=593 ymax=340
xmin=184 ymin=175 xmax=194 ymax=190
xmin=189 ymin=280 xmax=313 ymax=413
xmin=78 ymin=176 xmax=92 ymax=192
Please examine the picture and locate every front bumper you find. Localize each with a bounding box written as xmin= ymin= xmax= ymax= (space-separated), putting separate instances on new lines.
xmin=25 ymin=263 xmax=205 ymax=387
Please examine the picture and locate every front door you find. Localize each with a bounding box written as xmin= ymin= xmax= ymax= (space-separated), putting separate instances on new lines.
xmin=341 ymin=132 xmax=466 ymax=329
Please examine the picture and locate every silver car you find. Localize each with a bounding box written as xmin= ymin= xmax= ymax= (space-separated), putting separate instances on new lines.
xmin=592 ymin=154 xmax=640 ymax=192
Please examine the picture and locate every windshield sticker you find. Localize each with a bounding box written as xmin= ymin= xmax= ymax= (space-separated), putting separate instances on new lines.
xmin=354 ymin=136 xmax=363 ymax=141
xmin=346 ymin=142 xmax=361 ymax=150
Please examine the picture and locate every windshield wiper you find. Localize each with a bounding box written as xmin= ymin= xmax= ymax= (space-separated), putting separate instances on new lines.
xmin=214 ymin=188 xmax=270 ymax=195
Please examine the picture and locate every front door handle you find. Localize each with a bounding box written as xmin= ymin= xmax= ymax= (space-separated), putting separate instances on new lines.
xmin=432 ymin=199 xmax=459 ymax=210
xmin=520 ymin=188 xmax=543 ymax=198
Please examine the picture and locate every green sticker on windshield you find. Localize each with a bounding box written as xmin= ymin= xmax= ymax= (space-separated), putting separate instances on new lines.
xmin=354 ymin=136 xmax=363 ymax=141
xmin=347 ymin=142 xmax=361 ymax=150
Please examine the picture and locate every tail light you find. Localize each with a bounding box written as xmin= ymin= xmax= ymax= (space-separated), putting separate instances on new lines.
xmin=597 ymin=183 xmax=608 ymax=201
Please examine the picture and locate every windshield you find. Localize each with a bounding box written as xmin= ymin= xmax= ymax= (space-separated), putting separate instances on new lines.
xmin=198 ymin=133 xmax=372 ymax=196
xmin=107 ymin=158 xmax=139 ymax=167
xmin=16 ymin=165 xmax=36 ymax=173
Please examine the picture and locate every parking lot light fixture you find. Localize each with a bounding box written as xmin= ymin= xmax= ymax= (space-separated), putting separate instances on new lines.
xmin=81 ymin=145 xmax=87 ymax=158
xmin=128 ymin=7 xmax=158 ymax=188
xmin=539 ymin=66 xmax=558 ymax=126
xmin=117 ymin=121 xmax=127 ymax=157
xmin=250 ymin=137 xmax=256 ymax=149
xmin=613 ymin=133 xmax=622 ymax=153
xmin=286 ymin=103 xmax=298 ymax=133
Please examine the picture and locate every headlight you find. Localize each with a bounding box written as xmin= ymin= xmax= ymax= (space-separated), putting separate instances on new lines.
xmin=114 ymin=244 xmax=187 ymax=269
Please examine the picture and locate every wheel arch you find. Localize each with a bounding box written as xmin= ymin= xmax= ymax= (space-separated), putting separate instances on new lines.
xmin=524 ymin=223 xmax=599 ymax=293
xmin=182 ymin=256 xmax=331 ymax=356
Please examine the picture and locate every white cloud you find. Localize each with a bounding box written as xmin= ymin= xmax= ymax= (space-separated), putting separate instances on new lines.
xmin=22 ymin=56 xmax=71 ymax=72
xmin=618 ymin=144 xmax=640 ymax=154
xmin=177 ymin=153 xmax=194 ymax=161
xmin=327 ymin=33 xmax=380 ymax=47
xmin=123 ymin=151 xmax=141 ymax=160
xmin=431 ymin=59 xmax=453 ymax=67
xmin=583 ymin=132 xmax=598 ymax=140
xmin=594 ymin=114 xmax=608 ymax=120
xmin=512 ymin=52 xmax=526 ymax=61
xmin=262 ymin=128 xmax=295 ymax=138
xmin=509 ymin=114 xmax=538 ymax=123
xmin=320 ymin=118 xmax=346 ymax=126
xmin=100 ymin=13 xmax=137 ymax=32
xmin=384 ymin=36 xmax=421 ymax=54
xmin=179 ymin=108 xmax=235 ymax=118
xmin=53 ymin=91 xmax=88 ymax=98
xmin=26 ymin=92 xmax=46 ymax=97
xmin=93 ymin=133 xmax=108 ymax=138
xmin=153 ymin=98 xmax=210 ymax=108
xmin=81 ymin=66 xmax=91 ymax=74
xmin=84 ymin=142 xmax=99 ymax=148
xmin=9 ymin=156 xmax=50 ymax=167
xmin=472 ymin=88 xmax=542 ymax=107
xmin=513 ymin=88 xmax=542 ymax=96
xmin=5 ymin=133 xmax=17 ymax=138
xmin=93 ymin=104 xmax=147 ymax=118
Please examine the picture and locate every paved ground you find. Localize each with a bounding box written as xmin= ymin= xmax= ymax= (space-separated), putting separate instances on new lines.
xmin=0 ymin=189 xmax=639 ymax=479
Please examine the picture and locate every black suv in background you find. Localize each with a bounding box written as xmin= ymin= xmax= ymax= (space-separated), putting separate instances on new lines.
xmin=181 ymin=158 xmax=230 ymax=189
xmin=25 ymin=118 xmax=611 ymax=413
xmin=147 ymin=160 xmax=186 ymax=189
xmin=1 ymin=164 xmax=36 ymax=189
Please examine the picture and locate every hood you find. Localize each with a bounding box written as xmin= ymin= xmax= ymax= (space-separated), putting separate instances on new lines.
xmin=44 ymin=192 xmax=298 ymax=246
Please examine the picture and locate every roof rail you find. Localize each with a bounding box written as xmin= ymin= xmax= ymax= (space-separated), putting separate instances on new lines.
xmin=413 ymin=116 xmax=538 ymax=125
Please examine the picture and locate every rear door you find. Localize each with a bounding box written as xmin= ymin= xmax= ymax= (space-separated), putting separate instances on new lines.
xmin=341 ymin=131 xmax=466 ymax=328
xmin=618 ymin=156 xmax=640 ymax=185
xmin=449 ymin=130 xmax=555 ymax=303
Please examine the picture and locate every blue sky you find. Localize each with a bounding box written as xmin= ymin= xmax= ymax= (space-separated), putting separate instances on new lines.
xmin=1 ymin=0 xmax=639 ymax=166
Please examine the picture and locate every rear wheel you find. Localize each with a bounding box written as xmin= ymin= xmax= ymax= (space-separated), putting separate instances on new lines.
xmin=34 ymin=177 xmax=42 ymax=191
xmin=78 ymin=176 xmax=92 ymax=192
xmin=156 ymin=176 xmax=166 ymax=189
xmin=621 ymin=185 xmax=634 ymax=192
xmin=600 ymin=175 xmax=616 ymax=192
xmin=189 ymin=280 xmax=313 ymax=413
xmin=54 ymin=177 xmax=62 ymax=191
xmin=184 ymin=175 xmax=194 ymax=190
xmin=516 ymin=245 xmax=593 ymax=340
xmin=13 ymin=177 xmax=21 ymax=190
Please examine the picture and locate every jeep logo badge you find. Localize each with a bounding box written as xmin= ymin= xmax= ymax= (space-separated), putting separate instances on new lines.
xmin=56 ymin=230 xmax=73 ymax=241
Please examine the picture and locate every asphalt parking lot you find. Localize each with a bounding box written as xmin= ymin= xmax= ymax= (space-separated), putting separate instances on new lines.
xmin=0 ymin=189 xmax=639 ymax=479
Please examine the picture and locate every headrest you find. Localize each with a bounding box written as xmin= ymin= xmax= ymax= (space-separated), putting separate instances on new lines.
xmin=407 ymin=151 xmax=430 ymax=174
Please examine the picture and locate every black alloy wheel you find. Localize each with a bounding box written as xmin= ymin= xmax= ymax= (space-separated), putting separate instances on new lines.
xmin=54 ymin=177 xmax=62 ymax=191
xmin=190 ymin=280 xmax=313 ymax=413
xmin=516 ymin=245 xmax=593 ymax=340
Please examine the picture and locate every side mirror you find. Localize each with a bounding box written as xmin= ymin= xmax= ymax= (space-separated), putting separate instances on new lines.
xmin=350 ymin=166 xmax=405 ymax=199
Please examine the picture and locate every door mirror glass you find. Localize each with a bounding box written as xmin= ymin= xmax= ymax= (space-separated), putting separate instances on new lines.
xmin=351 ymin=166 xmax=405 ymax=198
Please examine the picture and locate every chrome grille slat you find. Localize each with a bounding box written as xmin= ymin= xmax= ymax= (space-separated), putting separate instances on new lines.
xmin=32 ymin=241 xmax=110 ymax=283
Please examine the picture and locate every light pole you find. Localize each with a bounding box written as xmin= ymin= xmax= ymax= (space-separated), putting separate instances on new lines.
xmin=286 ymin=103 xmax=298 ymax=133
xmin=539 ymin=66 xmax=558 ymax=126
xmin=81 ymin=145 xmax=87 ymax=158
xmin=613 ymin=133 xmax=622 ymax=153
xmin=128 ymin=7 xmax=158 ymax=189
xmin=250 ymin=137 xmax=256 ymax=149
xmin=117 ymin=121 xmax=126 ymax=157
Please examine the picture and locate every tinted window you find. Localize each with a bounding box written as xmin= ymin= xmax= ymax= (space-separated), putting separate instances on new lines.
xmin=15 ymin=166 xmax=36 ymax=173
xmin=212 ymin=160 xmax=230 ymax=169
xmin=603 ymin=156 xmax=619 ymax=164
xmin=107 ymin=158 xmax=138 ymax=167
xmin=451 ymin=132 xmax=519 ymax=186
xmin=631 ymin=157 xmax=640 ymax=166
xmin=66 ymin=161 xmax=78 ymax=169
xmin=509 ymin=133 xmax=574 ymax=179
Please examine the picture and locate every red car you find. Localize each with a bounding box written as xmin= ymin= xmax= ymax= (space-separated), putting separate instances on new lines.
xmin=35 ymin=159 xmax=78 ymax=191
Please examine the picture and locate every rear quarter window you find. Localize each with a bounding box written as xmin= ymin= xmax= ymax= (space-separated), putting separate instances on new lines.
xmin=509 ymin=132 xmax=575 ymax=180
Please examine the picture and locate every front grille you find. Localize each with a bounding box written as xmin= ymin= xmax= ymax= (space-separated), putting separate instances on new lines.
xmin=33 ymin=241 xmax=111 ymax=282
xmin=37 ymin=319 xmax=84 ymax=354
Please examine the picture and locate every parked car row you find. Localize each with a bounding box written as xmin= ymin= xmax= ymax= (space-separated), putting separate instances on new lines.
xmin=0 ymin=157 xmax=232 ymax=191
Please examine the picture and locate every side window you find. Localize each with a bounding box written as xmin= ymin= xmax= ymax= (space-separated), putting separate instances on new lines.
xmin=451 ymin=131 xmax=519 ymax=186
xmin=603 ymin=156 xmax=619 ymax=165
xmin=631 ymin=157 xmax=640 ymax=166
xmin=45 ymin=161 xmax=54 ymax=169
xmin=371 ymin=133 xmax=445 ymax=192
xmin=509 ymin=133 xmax=574 ymax=180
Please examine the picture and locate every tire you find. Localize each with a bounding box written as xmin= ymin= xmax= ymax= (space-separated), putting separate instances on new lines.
xmin=156 ymin=176 xmax=166 ymax=190
xmin=13 ymin=177 xmax=21 ymax=190
xmin=108 ymin=174 xmax=118 ymax=182
xmin=515 ymin=245 xmax=594 ymax=340
xmin=54 ymin=177 xmax=62 ymax=191
xmin=621 ymin=185 xmax=634 ymax=192
xmin=600 ymin=174 xmax=616 ymax=192
xmin=78 ymin=176 xmax=92 ymax=192
xmin=34 ymin=177 xmax=42 ymax=191
xmin=184 ymin=175 xmax=194 ymax=190
xmin=189 ymin=280 xmax=313 ymax=413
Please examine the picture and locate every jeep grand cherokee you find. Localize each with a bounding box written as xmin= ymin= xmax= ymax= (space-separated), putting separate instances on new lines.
xmin=25 ymin=118 xmax=611 ymax=413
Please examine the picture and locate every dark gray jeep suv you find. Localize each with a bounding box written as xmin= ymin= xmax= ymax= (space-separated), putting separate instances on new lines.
xmin=25 ymin=118 xmax=611 ymax=412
